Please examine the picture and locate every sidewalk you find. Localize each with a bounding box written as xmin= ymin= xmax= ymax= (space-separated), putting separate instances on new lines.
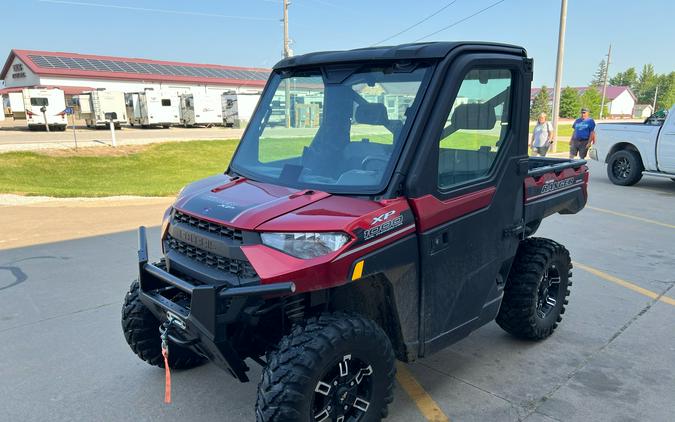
xmin=0 ymin=194 xmax=173 ymax=250
xmin=0 ymin=122 xmax=244 ymax=152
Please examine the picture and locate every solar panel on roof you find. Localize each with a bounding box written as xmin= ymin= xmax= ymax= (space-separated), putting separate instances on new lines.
xmin=126 ymin=62 xmax=145 ymax=73
xmin=24 ymin=53 xmax=267 ymax=82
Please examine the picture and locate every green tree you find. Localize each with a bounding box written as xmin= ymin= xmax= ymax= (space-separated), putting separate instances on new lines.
xmin=655 ymin=72 xmax=675 ymax=110
xmin=580 ymin=87 xmax=603 ymax=118
xmin=609 ymin=67 xmax=638 ymax=90
xmin=636 ymin=64 xmax=658 ymax=104
xmin=590 ymin=59 xmax=608 ymax=87
xmin=530 ymin=85 xmax=551 ymax=119
xmin=559 ymin=87 xmax=581 ymax=118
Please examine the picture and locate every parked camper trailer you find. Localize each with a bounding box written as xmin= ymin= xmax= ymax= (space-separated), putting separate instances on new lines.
xmin=125 ymin=90 xmax=180 ymax=128
xmin=179 ymin=93 xmax=223 ymax=127
xmin=78 ymin=90 xmax=127 ymax=129
xmin=7 ymin=92 xmax=25 ymax=118
xmin=22 ymin=88 xmax=68 ymax=130
xmin=222 ymin=91 xmax=261 ymax=128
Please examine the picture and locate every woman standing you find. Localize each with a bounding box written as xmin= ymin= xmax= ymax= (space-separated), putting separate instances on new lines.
xmin=530 ymin=113 xmax=553 ymax=156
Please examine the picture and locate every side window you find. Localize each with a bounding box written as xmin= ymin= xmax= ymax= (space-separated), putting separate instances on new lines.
xmin=437 ymin=68 xmax=512 ymax=189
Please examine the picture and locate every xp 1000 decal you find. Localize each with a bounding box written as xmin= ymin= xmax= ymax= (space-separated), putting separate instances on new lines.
xmin=354 ymin=209 xmax=415 ymax=244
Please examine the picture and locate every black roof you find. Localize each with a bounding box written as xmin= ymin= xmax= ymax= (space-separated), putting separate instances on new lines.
xmin=273 ymin=42 xmax=526 ymax=70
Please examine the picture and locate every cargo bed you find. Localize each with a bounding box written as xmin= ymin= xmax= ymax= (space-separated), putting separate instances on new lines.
xmin=523 ymin=157 xmax=588 ymax=227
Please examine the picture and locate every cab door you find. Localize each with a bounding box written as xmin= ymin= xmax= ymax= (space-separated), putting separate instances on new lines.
xmin=406 ymin=53 xmax=531 ymax=356
xmin=656 ymin=110 xmax=675 ymax=173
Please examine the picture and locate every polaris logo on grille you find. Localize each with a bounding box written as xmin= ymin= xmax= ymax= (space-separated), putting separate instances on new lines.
xmin=540 ymin=177 xmax=578 ymax=194
xmin=170 ymin=226 xmax=226 ymax=256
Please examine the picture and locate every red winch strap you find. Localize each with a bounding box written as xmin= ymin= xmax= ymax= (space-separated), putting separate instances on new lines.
xmin=162 ymin=348 xmax=172 ymax=404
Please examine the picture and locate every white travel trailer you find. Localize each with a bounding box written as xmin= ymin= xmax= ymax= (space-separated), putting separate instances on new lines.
xmin=222 ymin=91 xmax=261 ymax=128
xmin=179 ymin=92 xmax=223 ymax=126
xmin=7 ymin=92 xmax=25 ymax=118
xmin=125 ymin=90 xmax=180 ymax=128
xmin=77 ymin=90 xmax=127 ymax=128
xmin=22 ymin=88 xmax=68 ymax=130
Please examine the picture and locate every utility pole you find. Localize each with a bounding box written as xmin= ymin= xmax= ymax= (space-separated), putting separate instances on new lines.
xmin=599 ymin=44 xmax=611 ymax=120
xmin=652 ymin=85 xmax=659 ymax=111
xmin=550 ymin=0 xmax=568 ymax=153
xmin=283 ymin=0 xmax=291 ymax=59
xmin=283 ymin=0 xmax=292 ymax=128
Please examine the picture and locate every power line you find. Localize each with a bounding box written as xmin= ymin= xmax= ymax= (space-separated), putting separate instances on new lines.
xmin=373 ymin=0 xmax=460 ymax=46
xmin=39 ymin=0 xmax=278 ymax=21
xmin=414 ymin=0 xmax=506 ymax=42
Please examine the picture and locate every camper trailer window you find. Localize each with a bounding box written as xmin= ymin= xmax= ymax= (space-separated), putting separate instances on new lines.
xmin=161 ymin=99 xmax=172 ymax=106
xmin=30 ymin=98 xmax=49 ymax=107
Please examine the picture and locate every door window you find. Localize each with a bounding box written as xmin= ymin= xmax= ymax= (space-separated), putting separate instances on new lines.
xmin=437 ymin=69 xmax=512 ymax=189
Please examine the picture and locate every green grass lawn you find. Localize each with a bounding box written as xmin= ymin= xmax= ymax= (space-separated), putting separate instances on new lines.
xmin=0 ymin=123 xmax=577 ymax=198
xmin=0 ymin=140 xmax=240 ymax=197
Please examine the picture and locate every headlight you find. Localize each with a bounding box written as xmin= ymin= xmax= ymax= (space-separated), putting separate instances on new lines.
xmin=261 ymin=232 xmax=351 ymax=259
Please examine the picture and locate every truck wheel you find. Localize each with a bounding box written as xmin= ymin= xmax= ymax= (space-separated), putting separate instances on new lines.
xmin=607 ymin=150 xmax=643 ymax=186
xmin=121 ymin=281 xmax=205 ymax=369
xmin=256 ymin=313 xmax=395 ymax=422
xmin=496 ymin=237 xmax=572 ymax=340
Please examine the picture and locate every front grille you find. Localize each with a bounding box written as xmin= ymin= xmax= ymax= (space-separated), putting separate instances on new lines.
xmin=166 ymin=234 xmax=256 ymax=279
xmin=173 ymin=210 xmax=243 ymax=243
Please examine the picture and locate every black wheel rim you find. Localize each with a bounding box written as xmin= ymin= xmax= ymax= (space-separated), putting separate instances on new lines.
xmin=612 ymin=157 xmax=631 ymax=179
xmin=537 ymin=264 xmax=562 ymax=319
xmin=311 ymin=354 xmax=373 ymax=422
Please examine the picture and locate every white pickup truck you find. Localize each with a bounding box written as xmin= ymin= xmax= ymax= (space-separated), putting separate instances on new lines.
xmin=591 ymin=105 xmax=675 ymax=185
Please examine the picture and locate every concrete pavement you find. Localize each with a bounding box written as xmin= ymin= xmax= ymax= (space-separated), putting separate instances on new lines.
xmin=1 ymin=160 xmax=674 ymax=421
xmin=0 ymin=120 xmax=244 ymax=152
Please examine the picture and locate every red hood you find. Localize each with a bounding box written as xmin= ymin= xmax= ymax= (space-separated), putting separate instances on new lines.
xmin=173 ymin=174 xmax=383 ymax=231
xmin=173 ymin=175 xmax=330 ymax=230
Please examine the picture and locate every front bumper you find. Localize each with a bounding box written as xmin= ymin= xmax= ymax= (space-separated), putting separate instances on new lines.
xmin=136 ymin=226 xmax=295 ymax=381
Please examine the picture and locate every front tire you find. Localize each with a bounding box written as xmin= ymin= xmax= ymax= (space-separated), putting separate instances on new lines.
xmin=256 ymin=313 xmax=395 ymax=422
xmin=496 ymin=238 xmax=572 ymax=340
xmin=607 ymin=150 xmax=643 ymax=186
xmin=121 ymin=281 xmax=205 ymax=369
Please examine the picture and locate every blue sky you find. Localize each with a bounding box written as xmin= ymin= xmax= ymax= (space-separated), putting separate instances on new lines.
xmin=2 ymin=0 xmax=673 ymax=88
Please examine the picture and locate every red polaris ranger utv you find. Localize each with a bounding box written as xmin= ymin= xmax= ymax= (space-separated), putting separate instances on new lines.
xmin=122 ymin=42 xmax=588 ymax=421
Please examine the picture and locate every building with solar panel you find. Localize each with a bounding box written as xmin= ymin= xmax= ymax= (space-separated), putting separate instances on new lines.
xmin=0 ymin=49 xmax=270 ymax=101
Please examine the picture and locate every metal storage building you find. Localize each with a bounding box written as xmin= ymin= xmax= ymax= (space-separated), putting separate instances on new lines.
xmin=0 ymin=49 xmax=269 ymax=100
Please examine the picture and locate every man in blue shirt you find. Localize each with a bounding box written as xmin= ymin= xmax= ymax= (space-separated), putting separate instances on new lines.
xmin=570 ymin=108 xmax=596 ymax=159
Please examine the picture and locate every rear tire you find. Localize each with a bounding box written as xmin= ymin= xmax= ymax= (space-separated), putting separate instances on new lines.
xmin=121 ymin=280 xmax=205 ymax=369
xmin=607 ymin=150 xmax=643 ymax=186
xmin=496 ymin=237 xmax=572 ymax=340
xmin=256 ymin=313 xmax=395 ymax=422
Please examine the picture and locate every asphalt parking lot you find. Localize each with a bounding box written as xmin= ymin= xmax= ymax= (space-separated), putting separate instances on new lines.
xmin=1 ymin=159 xmax=674 ymax=422
xmin=0 ymin=119 xmax=244 ymax=151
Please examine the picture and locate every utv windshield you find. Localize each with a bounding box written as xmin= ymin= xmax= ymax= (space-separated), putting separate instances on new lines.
xmin=230 ymin=62 xmax=432 ymax=194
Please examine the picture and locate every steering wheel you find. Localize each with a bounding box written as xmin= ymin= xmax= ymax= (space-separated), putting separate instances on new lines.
xmin=361 ymin=155 xmax=389 ymax=171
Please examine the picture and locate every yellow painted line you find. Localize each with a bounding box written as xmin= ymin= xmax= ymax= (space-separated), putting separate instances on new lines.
xmin=587 ymin=206 xmax=675 ymax=230
xmin=574 ymin=261 xmax=675 ymax=306
xmin=396 ymin=362 xmax=450 ymax=422
xmin=351 ymin=260 xmax=364 ymax=281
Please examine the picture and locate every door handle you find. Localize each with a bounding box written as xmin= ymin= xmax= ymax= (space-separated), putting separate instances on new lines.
xmin=430 ymin=231 xmax=450 ymax=254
